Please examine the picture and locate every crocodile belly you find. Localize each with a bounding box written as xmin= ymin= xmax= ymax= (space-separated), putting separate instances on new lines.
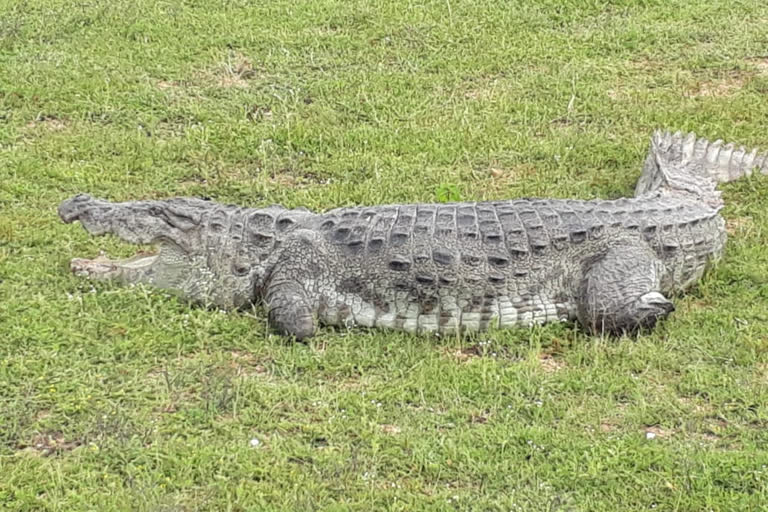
xmin=318 ymin=290 xmax=574 ymax=334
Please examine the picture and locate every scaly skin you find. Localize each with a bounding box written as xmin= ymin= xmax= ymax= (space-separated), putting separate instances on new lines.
xmin=59 ymin=131 xmax=768 ymax=338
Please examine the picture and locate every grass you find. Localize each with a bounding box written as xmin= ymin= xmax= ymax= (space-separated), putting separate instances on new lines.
xmin=1 ymin=0 xmax=768 ymax=509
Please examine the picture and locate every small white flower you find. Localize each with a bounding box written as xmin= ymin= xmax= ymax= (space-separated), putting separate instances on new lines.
xmin=249 ymin=438 xmax=261 ymax=447
xmin=646 ymin=432 xmax=656 ymax=440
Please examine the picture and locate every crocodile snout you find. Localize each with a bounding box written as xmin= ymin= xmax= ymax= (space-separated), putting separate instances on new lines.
xmin=58 ymin=194 xmax=94 ymax=223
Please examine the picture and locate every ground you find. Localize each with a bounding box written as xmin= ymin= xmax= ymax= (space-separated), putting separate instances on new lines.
xmin=1 ymin=0 xmax=768 ymax=510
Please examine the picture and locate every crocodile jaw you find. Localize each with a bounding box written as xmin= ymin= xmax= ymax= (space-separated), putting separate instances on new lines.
xmin=70 ymin=252 xmax=159 ymax=280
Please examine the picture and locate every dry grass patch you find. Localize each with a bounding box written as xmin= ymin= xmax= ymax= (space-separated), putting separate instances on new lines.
xmin=246 ymin=104 xmax=273 ymax=122
xmin=268 ymin=169 xmax=327 ymax=188
xmin=726 ymin=216 xmax=754 ymax=236
xmin=444 ymin=340 xmax=513 ymax=362
xmin=146 ymin=353 xmax=218 ymax=412
xmin=629 ymin=57 xmax=666 ymax=72
xmin=446 ymin=346 xmax=480 ymax=363
xmin=228 ymin=350 xmax=270 ymax=377
xmin=695 ymin=432 xmax=720 ymax=443
xmin=691 ymin=418 xmax=729 ymax=444
xmin=590 ymin=402 xmax=630 ymax=435
xmin=16 ymin=431 xmax=81 ymax=457
xmin=192 ymin=160 xmax=330 ymax=190
xmin=495 ymin=162 xmax=538 ymax=181
xmin=690 ymin=424 xmax=722 ymax=444
xmin=24 ymin=113 xmax=68 ymax=132
xmin=754 ymin=362 xmax=768 ymax=385
xmin=213 ymin=50 xmax=258 ymax=88
xmin=180 ymin=50 xmax=261 ymax=89
xmin=207 ymin=161 xmax=261 ymax=184
xmin=687 ymin=73 xmax=748 ymax=98
xmin=380 ymin=424 xmax=402 ymax=435
xmin=268 ymin=166 xmax=332 ymax=187
xmin=156 ymin=79 xmax=182 ymax=90
xmin=677 ymin=396 xmax=716 ymax=416
xmin=475 ymin=162 xmax=539 ymax=199
xmin=644 ymin=425 xmax=674 ymax=439
xmin=463 ymin=78 xmax=501 ymax=101
xmin=333 ymin=374 xmax=372 ymax=391
xmin=539 ymin=353 xmax=566 ymax=373
xmin=747 ymin=57 xmax=768 ymax=74
xmin=606 ymin=88 xmax=623 ymax=100
xmin=469 ymin=412 xmax=490 ymax=424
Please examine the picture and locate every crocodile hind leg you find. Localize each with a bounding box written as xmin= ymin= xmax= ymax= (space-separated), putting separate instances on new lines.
xmin=577 ymin=241 xmax=675 ymax=335
xmin=263 ymin=229 xmax=325 ymax=340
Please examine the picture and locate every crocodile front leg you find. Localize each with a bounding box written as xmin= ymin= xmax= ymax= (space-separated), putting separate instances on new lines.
xmin=265 ymin=277 xmax=316 ymax=340
xmin=263 ymin=229 xmax=326 ymax=339
xmin=577 ymin=240 xmax=675 ymax=334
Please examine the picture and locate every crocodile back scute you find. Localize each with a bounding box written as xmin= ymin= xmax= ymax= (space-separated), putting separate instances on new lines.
xmin=309 ymin=196 xmax=723 ymax=332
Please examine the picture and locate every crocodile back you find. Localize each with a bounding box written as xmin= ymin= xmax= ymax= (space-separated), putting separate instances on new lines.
xmin=307 ymin=196 xmax=724 ymax=332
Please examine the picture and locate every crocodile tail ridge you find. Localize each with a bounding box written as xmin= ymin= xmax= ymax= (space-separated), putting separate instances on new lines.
xmin=635 ymin=130 xmax=768 ymax=202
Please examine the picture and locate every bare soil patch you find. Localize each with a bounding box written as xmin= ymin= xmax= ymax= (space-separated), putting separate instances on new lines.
xmin=229 ymin=350 xmax=270 ymax=377
xmin=644 ymin=425 xmax=674 ymax=439
xmin=213 ymin=51 xmax=258 ymax=88
xmin=16 ymin=432 xmax=81 ymax=456
xmin=747 ymin=57 xmax=768 ymax=74
xmin=24 ymin=113 xmax=68 ymax=132
xmin=687 ymin=73 xmax=748 ymax=98
xmin=156 ymin=79 xmax=182 ymax=90
xmin=726 ymin=216 xmax=754 ymax=236
xmin=380 ymin=424 xmax=402 ymax=435
xmin=539 ymin=353 xmax=566 ymax=373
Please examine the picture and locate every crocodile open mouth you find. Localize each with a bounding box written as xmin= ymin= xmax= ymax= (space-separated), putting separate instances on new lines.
xmin=70 ymin=251 xmax=158 ymax=279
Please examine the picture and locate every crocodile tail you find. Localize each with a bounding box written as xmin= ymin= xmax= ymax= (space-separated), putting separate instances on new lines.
xmin=634 ymin=130 xmax=768 ymax=202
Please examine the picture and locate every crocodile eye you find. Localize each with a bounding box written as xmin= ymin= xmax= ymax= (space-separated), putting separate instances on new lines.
xmin=149 ymin=206 xmax=163 ymax=216
xmin=232 ymin=262 xmax=251 ymax=276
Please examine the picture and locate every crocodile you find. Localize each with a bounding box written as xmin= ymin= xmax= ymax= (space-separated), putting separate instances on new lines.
xmin=58 ymin=131 xmax=768 ymax=339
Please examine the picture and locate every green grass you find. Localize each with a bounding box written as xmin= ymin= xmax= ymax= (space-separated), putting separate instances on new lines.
xmin=2 ymin=0 xmax=768 ymax=509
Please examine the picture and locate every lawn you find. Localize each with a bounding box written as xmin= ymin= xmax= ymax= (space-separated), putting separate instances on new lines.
xmin=1 ymin=0 xmax=768 ymax=510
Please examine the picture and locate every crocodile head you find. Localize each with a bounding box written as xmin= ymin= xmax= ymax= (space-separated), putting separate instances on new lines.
xmin=58 ymin=194 xmax=274 ymax=309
